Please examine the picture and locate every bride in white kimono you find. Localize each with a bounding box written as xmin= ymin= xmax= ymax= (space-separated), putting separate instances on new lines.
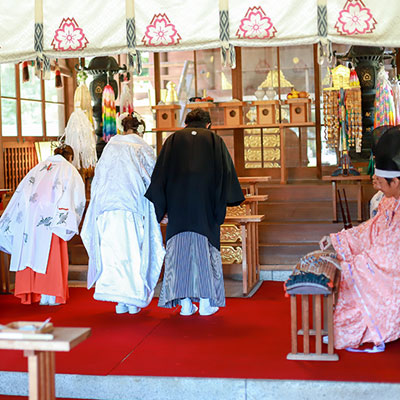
xmin=81 ymin=112 xmax=165 ymax=314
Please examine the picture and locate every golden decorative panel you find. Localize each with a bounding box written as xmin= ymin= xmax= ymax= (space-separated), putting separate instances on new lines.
xmin=221 ymin=245 xmax=243 ymax=264
xmin=226 ymin=205 xmax=247 ymax=216
xmin=220 ymin=224 xmax=242 ymax=243
xmin=245 ymin=149 xmax=262 ymax=161
xmin=263 ymin=148 xmax=280 ymax=160
xmin=245 ymin=162 xmax=262 ymax=168
xmin=263 ymin=135 xmax=280 ymax=147
xmin=245 ymin=148 xmax=280 ymax=162
xmin=244 ymin=135 xmax=262 ymax=148
xmin=244 ymin=134 xmax=280 ymax=148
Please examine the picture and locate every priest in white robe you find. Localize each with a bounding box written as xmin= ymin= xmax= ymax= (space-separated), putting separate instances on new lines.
xmin=81 ymin=112 xmax=165 ymax=314
xmin=0 ymin=145 xmax=86 ymax=304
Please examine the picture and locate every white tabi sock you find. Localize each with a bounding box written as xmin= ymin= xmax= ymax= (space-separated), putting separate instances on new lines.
xmin=39 ymin=295 xmax=49 ymax=305
xmin=199 ymin=298 xmax=219 ymax=316
xmin=115 ymin=303 xmax=129 ymax=314
xmin=47 ymin=295 xmax=60 ymax=306
xmin=128 ymin=305 xmax=141 ymax=315
xmin=180 ymin=297 xmax=198 ymax=316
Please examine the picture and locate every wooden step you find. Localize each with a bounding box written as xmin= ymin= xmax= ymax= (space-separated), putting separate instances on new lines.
xmin=260 ymin=201 xmax=336 ymax=222
xmin=68 ymin=264 xmax=87 ymax=282
xmin=259 ymin=221 xmax=345 ymax=244
xmin=68 ymin=280 xmax=86 ymax=288
xmin=256 ymin=182 xmax=376 ymax=203
xmin=260 ymin=243 xmax=317 ymax=265
xmin=68 ymin=243 xmax=88 ymax=265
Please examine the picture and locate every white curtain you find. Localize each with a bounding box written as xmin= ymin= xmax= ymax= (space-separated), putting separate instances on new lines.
xmin=327 ymin=0 xmax=400 ymax=47
xmin=0 ymin=1 xmax=35 ymax=64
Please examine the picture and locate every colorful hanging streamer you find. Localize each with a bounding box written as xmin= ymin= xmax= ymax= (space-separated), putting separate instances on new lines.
xmin=374 ymin=67 xmax=395 ymax=128
xmin=102 ymin=84 xmax=117 ymax=142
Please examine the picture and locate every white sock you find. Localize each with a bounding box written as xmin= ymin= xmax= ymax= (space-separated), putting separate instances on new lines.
xmin=181 ymin=297 xmax=193 ymax=313
xmin=39 ymin=294 xmax=49 ymax=305
xmin=199 ymin=298 xmax=219 ymax=316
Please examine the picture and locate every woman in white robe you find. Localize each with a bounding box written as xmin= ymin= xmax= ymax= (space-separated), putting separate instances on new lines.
xmin=0 ymin=145 xmax=86 ymax=305
xmin=81 ymin=112 xmax=165 ymax=314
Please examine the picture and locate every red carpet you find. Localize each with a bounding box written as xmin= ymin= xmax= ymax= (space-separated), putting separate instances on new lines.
xmin=1 ymin=282 xmax=400 ymax=382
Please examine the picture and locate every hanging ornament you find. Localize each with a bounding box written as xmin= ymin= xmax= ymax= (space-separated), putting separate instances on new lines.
xmin=74 ymin=81 xmax=93 ymax=126
xmin=102 ymin=84 xmax=117 ymax=142
xmin=119 ymin=80 xmax=133 ymax=114
xmin=62 ymin=108 xmax=97 ymax=176
xmin=349 ymin=68 xmax=360 ymax=87
xmin=55 ymin=61 xmax=62 ymax=88
xmin=21 ymin=61 xmax=30 ymax=83
xmin=374 ymin=67 xmax=395 ymax=128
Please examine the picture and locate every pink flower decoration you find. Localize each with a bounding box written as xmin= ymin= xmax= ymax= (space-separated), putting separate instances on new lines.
xmin=335 ymin=0 xmax=377 ymax=35
xmin=142 ymin=14 xmax=181 ymax=46
xmin=51 ymin=18 xmax=89 ymax=51
xmin=236 ymin=6 xmax=276 ymax=39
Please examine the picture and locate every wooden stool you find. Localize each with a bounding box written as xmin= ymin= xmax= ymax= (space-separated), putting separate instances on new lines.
xmin=287 ymin=292 xmax=338 ymax=361
xmin=285 ymin=251 xmax=340 ymax=361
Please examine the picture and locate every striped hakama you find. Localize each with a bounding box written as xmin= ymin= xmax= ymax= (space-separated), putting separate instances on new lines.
xmin=158 ymin=231 xmax=225 ymax=308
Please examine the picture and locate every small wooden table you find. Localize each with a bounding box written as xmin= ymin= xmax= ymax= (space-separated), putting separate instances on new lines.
xmin=238 ymin=177 xmax=271 ymax=196
xmin=224 ymin=214 xmax=265 ymax=295
xmin=0 ymin=327 xmax=91 ymax=400
xmin=322 ymin=175 xmax=371 ymax=222
xmin=238 ymin=178 xmax=270 ymax=285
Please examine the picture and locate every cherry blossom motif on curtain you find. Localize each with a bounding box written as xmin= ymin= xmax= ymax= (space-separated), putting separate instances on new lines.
xmin=334 ymin=0 xmax=377 ymax=35
xmin=141 ymin=13 xmax=181 ymax=46
xmin=51 ymin=17 xmax=89 ymax=51
xmin=236 ymin=6 xmax=276 ymax=39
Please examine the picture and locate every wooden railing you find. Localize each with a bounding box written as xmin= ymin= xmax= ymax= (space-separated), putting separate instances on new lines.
xmin=3 ymin=142 xmax=38 ymax=193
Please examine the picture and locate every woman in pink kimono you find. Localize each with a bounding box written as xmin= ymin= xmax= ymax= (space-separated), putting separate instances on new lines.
xmin=322 ymin=126 xmax=400 ymax=352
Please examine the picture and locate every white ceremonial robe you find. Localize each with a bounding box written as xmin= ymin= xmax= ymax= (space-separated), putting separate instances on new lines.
xmin=81 ymin=134 xmax=165 ymax=308
xmin=0 ymin=155 xmax=86 ymax=274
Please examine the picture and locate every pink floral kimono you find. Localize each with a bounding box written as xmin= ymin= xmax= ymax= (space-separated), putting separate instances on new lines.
xmin=330 ymin=196 xmax=400 ymax=350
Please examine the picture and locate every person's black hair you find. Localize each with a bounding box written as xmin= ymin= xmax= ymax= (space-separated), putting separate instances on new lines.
xmin=374 ymin=126 xmax=400 ymax=171
xmin=371 ymin=125 xmax=392 ymax=155
xmin=54 ymin=144 xmax=74 ymax=161
xmin=184 ymin=108 xmax=211 ymax=127
xmin=121 ymin=113 xmax=145 ymax=133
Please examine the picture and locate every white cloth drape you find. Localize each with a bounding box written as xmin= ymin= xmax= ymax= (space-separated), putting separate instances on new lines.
xmin=3 ymin=1 xmax=400 ymax=65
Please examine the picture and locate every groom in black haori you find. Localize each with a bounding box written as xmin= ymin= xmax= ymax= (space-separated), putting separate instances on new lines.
xmin=145 ymin=108 xmax=244 ymax=316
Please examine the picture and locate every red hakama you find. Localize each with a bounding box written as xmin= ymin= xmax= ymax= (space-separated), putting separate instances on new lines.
xmin=14 ymin=234 xmax=69 ymax=305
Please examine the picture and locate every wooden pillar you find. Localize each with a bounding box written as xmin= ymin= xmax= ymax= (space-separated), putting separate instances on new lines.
xmin=65 ymin=58 xmax=78 ymax=125
xmin=313 ymin=44 xmax=322 ymax=179
xmin=231 ymin=48 xmax=245 ymax=174
xmin=231 ymin=47 xmax=242 ymax=101
xmin=154 ymin=53 xmax=162 ymax=155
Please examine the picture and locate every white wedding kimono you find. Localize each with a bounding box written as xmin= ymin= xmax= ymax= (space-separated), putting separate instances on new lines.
xmin=0 ymin=155 xmax=86 ymax=274
xmin=81 ymin=134 xmax=165 ymax=308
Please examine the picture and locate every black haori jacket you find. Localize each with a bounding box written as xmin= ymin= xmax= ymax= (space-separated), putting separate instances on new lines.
xmin=145 ymin=124 xmax=245 ymax=250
